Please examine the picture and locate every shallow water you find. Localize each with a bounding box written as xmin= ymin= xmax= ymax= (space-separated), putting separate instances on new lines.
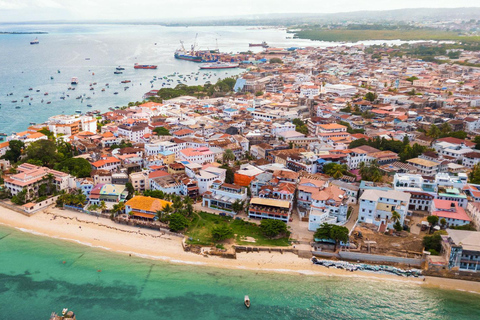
xmin=0 ymin=225 xmax=479 ymax=319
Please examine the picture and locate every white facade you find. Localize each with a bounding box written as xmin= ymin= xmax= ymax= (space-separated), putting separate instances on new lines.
xmin=358 ymin=189 xmax=410 ymax=229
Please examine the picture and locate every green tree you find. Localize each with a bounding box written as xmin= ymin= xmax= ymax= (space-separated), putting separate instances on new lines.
xmin=359 ymin=161 xmax=382 ymax=182
xmin=25 ymin=139 xmax=57 ymax=167
xmin=99 ymin=201 xmax=107 ymax=213
xmin=153 ymin=127 xmax=171 ymax=136
xmin=474 ymin=136 xmax=480 ymax=150
xmin=406 ymin=76 xmax=419 ymax=83
xmin=314 ymin=223 xmax=349 ymax=251
xmin=1 ymin=140 xmax=24 ymax=163
xmin=323 ymin=163 xmax=348 ymax=179
xmin=54 ymin=158 xmax=92 ymax=178
xmin=255 ymin=91 xmax=264 ymax=96
xmin=440 ymin=218 xmax=447 ymax=229
xmin=169 ymin=213 xmax=189 ymax=232
xmin=260 ymin=219 xmax=288 ymax=238
xmin=423 ymin=231 xmax=444 ymax=255
xmin=225 ymin=167 xmax=234 ymax=184
xmin=211 ymin=225 xmax=234 ymax=241
xmin=269 ymin=58 xmax=283 ymax=64
xmin=364 ymin=92 xmax=377 ymax=102
xmin=223 ymin=149 xmax=235 ymax=163
xmin=292 ymin=118 xmax=308 ymax=135
xmin=231 ymin=200 xmax=244 ymax=214
xmin=469 ymin=164 xmax=480 ymax=184
xmin=427 ymin=124 xmax=441 ymax=141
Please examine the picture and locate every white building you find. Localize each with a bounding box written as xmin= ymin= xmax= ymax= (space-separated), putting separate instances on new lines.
xmin=271 ymin=122 xmax=296 ymax=136
xmin=324 ymin=83 xmax=358 ymax=96
xmin=178 ymin=147 xmax=214 ymax=164
xmin=358 ymin=189 xmax=410 ymax=230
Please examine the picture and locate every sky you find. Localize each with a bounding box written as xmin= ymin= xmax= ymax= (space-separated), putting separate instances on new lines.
xmin=0 ymin=0 xmax=479 ymax=22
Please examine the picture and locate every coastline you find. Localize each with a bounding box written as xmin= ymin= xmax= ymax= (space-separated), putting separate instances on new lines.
xmin=0 ymin=205 xmax=479 ymax=294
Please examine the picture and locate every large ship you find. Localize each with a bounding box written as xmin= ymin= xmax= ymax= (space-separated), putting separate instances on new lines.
xmin=249 ymin=41 xmax=268 ymax=48
xmin=200 ymin=62 xmax=239 ymax=70
xmin=174 ymin=51 xmax=202 ymax=62
xmin=174 ymin=35 xmax=219 ymax=62
xmin=30 ymin=37 xmax=39 ymax=45
xmin=134 ymin=63 xmax=157 ymax=69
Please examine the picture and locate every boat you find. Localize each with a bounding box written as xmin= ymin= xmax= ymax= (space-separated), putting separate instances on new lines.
xmin=30 ymin=122 xmax=36 ymax=125
xmin=44 ymin=92 xmax=48 ymax=96
xmin=200 ymin=62 xmax=239 ymax=70
xmin=116 ymin=67 xmax=125 ymax=71
xmin=75 ymin=110 xmax=82 ymax=113
xmin=244 ymin=296 xmax=250 ymax=308
xmin=15 ymin=106 xmax=21 ymax=109
xmin=28 ymin=88 xmax=33 ymax=91
xmin=101 ymin=88 xmax=105 ymax=92
xmin=46 ymin=101 xmax=51 ymax=104
xmin=71 ymin=77 xmax=78 ymax=85
xmin=113 ymin=92 xmax=119 ymax=95
xmin=249 ymin=41 xmax=268 ymax=48
xmin=87 ymin=104 xmax=92 ymax=108
xmin=134 ymin=63 xmax=157 ymax=69
xmin=0 ymin=133 xmax=7 ymax=136
xmin=85 ymin=58 xmax=90 ymax=60
xmin=11 ymin=100 xmax=17 ymax=103
xmin=121 ymin=80 xmax=131 ymax=83
xmin=30 ymin=37 xmax=39 ymax=45
xmin=114 ymin=71 xmax=123 ymax=74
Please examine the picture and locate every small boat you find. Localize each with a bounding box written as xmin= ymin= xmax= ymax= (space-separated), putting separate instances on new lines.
xmin=101 ymin=88 xmax=105 ymax=92
xmin=46 ymin=101 xmax=51 ymax=104
xmin=50 ymin=76 xmax=54 ymax=80
xmin=87 ymin=104 xmax=92 ymax=108
xmin=75 ymin=110 xmax=81 ymax=113
xmin=11 ymin=100 xmax=17 ymax=103
xmin=244 ymin=296 xmax=250 ymax=308
xmin=30 ymin=122 xmax=36 ymax=125
xmin=44 ymin=92 xmax=48 ymax=95
xmin=121 ymin=80 xmax=131 ymax=83
xmin=85 ymin=58 xmax=90 ymax=60
xmin=15 ymin=106 xmax=21 ymax=109
xmin=28 ymin=88 xmax=33 ymax=91
xmin=71 ymin=77 xmax=78 ymax=85
xmin=114 ymin=71 xmax=123 ymax=74
xmin=113 ymin=92 xmax=118 ymax=95
xmin=36 ymin=90 xmax=40 ymax=92
xmin=30 ymin=37 xmax=39 ymax=45
xmin=116 ymin=67 xmax=125 ymax=71
xmin=57 ymin=70 xmax=61 ymax=73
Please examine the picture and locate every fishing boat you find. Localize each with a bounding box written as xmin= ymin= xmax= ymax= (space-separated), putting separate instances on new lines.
xmin=121 ymin=80 xmax=131 ymax=83
xmin=28 ymin=88 xmax=33 ymax=91
xmin=30 ymin=37 xmax=39 ymax=45
xmin=15 ymin=106 xmax=21 ymax=109
xmin=71 ymin=77 xmax=78 ymax=85
xmin=30 ymin=122 xmax=36 ymax=125
xmin=113 ymin=92 xmax=119 ymax=95
xmin=134 ymin=63 xmax=157 ymax=69
xmin=75 ymin=110 xmax=81 ymax=113
xmin=116 ymin=67 xmax=125 ymax=71
xmin=244 ymin=296 xmax=250 ymax=308
xmin=200 ymin=62 xmax=239 ymax=70
xmin=87 ymin=104 xmax=92 ymax=108
xmin=114 ymin=71 xmax=123 ymax=74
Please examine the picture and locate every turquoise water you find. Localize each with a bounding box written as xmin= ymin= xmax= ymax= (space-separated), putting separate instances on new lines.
xmin=0 ymin=225 xmax=479 ymax=319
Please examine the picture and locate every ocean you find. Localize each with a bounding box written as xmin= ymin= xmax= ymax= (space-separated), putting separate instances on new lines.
xmin=0 ymin=224 xmax=479 ymax=319
xmin=0 ymin=24 xmax=418 ymax=136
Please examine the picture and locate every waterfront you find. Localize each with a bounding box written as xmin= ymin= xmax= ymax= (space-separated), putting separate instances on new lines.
xmin=0 ymin=24 xmax=419 ymax=135
xmin=1 ymin=210 xmax=480 ymax=319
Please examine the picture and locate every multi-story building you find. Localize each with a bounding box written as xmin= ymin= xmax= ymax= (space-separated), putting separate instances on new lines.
xmin=442 ymin=229 xmax=480 ymax=272
xmin=91 ymin=156 xmax=121 ymax=172
xmin=125 ymin=195 xmax=173 ymax=220
xmin=358 ymin=189 xmax=410 ymax=230
xmin=117 ymin=124 xmax=150 ymax=143
xmin=406 ymin=158 xmax=440 ymax=176
xmin=431 ymin=199 xmax=471 ymax=228
xmin=248 ymin=197 xmax=292 ymax=223
xmin=202 ymin=181 xmax=248 ymax=213
xmin=178 ymin=147 xmax=214 ymax=164
xmin=47 ymin=115 xmax=97 ymax=137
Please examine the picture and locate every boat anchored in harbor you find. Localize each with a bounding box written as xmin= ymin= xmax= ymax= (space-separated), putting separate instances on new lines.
xmin=30 ymin=37 xmax=39 ymax=45
xmin=244 ymin=295 xmax=250 ymax=308
xmin=134 ymin=63 xmax=157 ymax=69
xmin=200 ymin=62 xmax=239 ymax=70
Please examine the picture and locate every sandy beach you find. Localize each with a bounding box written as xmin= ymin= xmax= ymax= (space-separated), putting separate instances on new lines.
xmin=0 ymin=204 xmax=479 ymax=294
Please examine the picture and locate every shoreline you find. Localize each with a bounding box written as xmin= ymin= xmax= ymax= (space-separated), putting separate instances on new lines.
xmin=1 ymin=205 xmax=479 ymax=294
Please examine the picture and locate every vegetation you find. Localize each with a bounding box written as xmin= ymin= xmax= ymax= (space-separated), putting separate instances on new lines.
xmin=168 ymin=213 xmax=190 ymax=232
xmin=423 ymin=231 xmax=446 ymax=255
xmin=0 ymin=140 xmax=24 ymax=163
xmin=349 ymin=136 xmax=426 ymax=163
xmin=292 ymin=118 xmax=308 ymax=135
xmin=322 ymin=163 xmax=349 ymax=179
xmin=152 ymin=78 xmax=237 ymax=100
xmin=364 ymin=92 xmax=377 ymax=102
xmin=153 ymin=127 xmax=171 ymax=136
xmin=314 ymin=223 xmax=349 ymax=251
xmin=222 ymin=149 xmax=235 ymax=163
xmin=109 ymin=140 xmax=133 ymax=150
xmin=54 ymin=158 xmax=92 ymax=178
xmin=186 ymin=211 xmax=290 ymax=246
xmin=260 ymin=219 xmax=288 ymax=238
xmin=269 ymin=58 xmax=283 ymax=64
xmin=359 ymin=161 xmax=383 ymax=182
xmin=468 ymin=164 xmax=480 ymax=184
xmin=338 ymin=120 xmax=365 ymax=134
xmin=211 ymin=225 xmax=234 ymax=241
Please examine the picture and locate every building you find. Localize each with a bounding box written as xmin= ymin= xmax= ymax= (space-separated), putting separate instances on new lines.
xmin=406 ymin=158 xmax=440 ymax=176
xmin=324 ymin=83 xmax=357 ymax=96
xmin=178 ymin=147 xmax=214 ymax=164
xmin=431 ymin=199 xmax=471 ymax=228
xmin=442 ymin=229 xmax=480 ymax=272
xmin=117 ymin=124 xmax=150 ymax=143
xmin=358 ymin=189 xmax=410 ymax=230
xmin=202 ymin=181 xmax=248 ymax=213
xmin=3 ymin=163 xmax=75 ymax=200
xmin=248 ymin=197 xmax=292 ymax=223
xmin=125 ymin=195 xmax=173 ymax=220
xmin=91 ymin=156 xmax=121 ymax=172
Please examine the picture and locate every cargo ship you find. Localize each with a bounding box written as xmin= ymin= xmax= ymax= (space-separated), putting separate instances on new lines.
xmin=134 ymin=63 xmax=157 ymax=69
xmin=249 ymin=41 xmax=268 ymax=48
xmin=174 ymin=50 xmax=202 ymax=62
xmin=200 ymin=62 xmax=239 ymax=70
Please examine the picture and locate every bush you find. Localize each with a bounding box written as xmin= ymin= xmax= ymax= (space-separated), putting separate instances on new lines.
xmin=169 ymin=213 xmax=189 ymax=232
xmin=211 ymin=225 xmax=234 ymax=241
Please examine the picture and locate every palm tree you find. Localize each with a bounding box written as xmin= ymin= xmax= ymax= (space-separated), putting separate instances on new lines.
xmin=112 ymin=201 xmax=125 ymax=217
xmin=223 ymin=149 xmax=235 ymax=163
xmin=162 ymin=203 xmax=173 ymax=216
xmin=391 ymin=211 xmax=400 ymax=224
xmin=99 ymin=201 xmax=107 ymax=213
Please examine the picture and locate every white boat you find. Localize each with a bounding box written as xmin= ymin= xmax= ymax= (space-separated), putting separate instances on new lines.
xmin=244 ymin=295 xmax=250 ymax=308
xmin=71 ymin=77 xmax=78 ymax=85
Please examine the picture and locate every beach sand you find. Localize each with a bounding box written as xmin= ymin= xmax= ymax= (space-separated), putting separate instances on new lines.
xmin=1 ymin=205 xmax=479 ymax=293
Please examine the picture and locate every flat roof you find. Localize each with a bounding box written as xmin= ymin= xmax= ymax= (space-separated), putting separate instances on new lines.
xmin=250 ymin=197 xmax=290 ymax=208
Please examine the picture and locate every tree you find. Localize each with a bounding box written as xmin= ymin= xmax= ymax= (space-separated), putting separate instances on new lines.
xmin=269 ymin=58 xmax=283 ymax=64
xmin=99 ymin=201 xmax=107 ymax=213
xmin=469 ymin=164 xmax=480 ymax=184
xmin=406 ymin=76 xmax=419 ymax=83
xmin=54 ymin=158 xmax=92 ymax=178
xmin=427 ymin=215 xmax=439 ymax=226
xmin=211 ymin=225 xmax=234 ymax=241
xmin=231 ymin=200 xmax=244 ymax=214
xmin=439 ymin=122 xmax=452 ymax=135
xmin=112 ymin=201 xmax=125 ymax=216
xmin=427 ymin=124 xmax=441 ymax=141
xmin=169 ymin=213 xmax=189 ymax=232
xmin=1 ymin=140 xmax=24 ymax=163
xmin=474 ymin=136 xmax=480 ymax=150
xmin=364 ymin=92 xmax=377 ymax=102
xmin=25 ymin=139 xmax=57 ymax=167
xmin=314 ymin=223 xmax=349 ymax=251
xmin=255 ymin=91 xmax=264 ymax=96
xmin=162 ymin=203 xmax=173 ymax=216
xmin=359 ymin=161 xmax=382 ymax=182
xmin=153 ymin=127 xmax=171 ymax=136
xmin=125 ymin=182 xmax=135 ymax=200
xmin=223 ymin=149 xmax=235 ymax=163
xmin=292 ymin=118 xmax=308 ymax=135
xmin=225 ymin=167 xmax=234 ymax=184
xmin=323 ymin=163 xmax=348 ymax=179
xmin=260 ymin=219 xmax=288 ymax=238
xmin=440 ymin=218 xmax=447 ymax=229
xmin=423 ymin=231 xmax=444 ymax=255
